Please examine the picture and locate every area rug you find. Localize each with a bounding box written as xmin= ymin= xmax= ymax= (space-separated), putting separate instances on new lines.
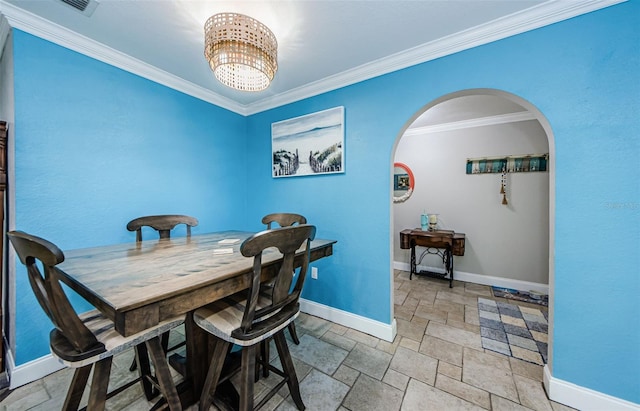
xmin=491 ymin=286 xmax=548 ymax=307
xmin=478 ymin=297 xmax=548 ymax=365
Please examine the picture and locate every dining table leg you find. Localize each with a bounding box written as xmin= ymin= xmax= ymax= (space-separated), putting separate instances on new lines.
xmin=185 ymin=311 xmax=209 ymax=399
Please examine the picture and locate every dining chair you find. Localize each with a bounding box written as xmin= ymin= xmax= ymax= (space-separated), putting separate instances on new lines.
xmin=261 ymin=213 xmax=307 ymax=344
xmin=7 ymin=230 xmax=183 ymax=411
xmin=126 ymin=214 xmax=199 ymax=372
xmin=256 ymin=213 xmax=308 ymax=380
xmin=261 ymin=212 xmax=307 ymax=230
xmin=126 ymin=214 xmax=199 ymax=242
xmin=194 ymin=224 xmax=316 ymax=411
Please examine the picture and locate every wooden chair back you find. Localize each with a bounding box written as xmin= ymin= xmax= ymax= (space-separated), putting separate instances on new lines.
xmin=126 ymin=215 xmax=199 ymax=242
xmin=261 ymin=213 xmax=307 ymax=229
xmin=233 ymin=224 xmax=316 ymax=341
xmin=7 ymin=231 xmax=105 ymax=360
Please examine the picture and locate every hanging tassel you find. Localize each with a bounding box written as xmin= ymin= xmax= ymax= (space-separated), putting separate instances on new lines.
xmin=501 ymin=170 xmax=508 ymax=205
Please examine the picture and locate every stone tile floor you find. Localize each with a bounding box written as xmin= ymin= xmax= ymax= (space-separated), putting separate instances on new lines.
xmin=0 ymin=270 xmax=578 ymax=410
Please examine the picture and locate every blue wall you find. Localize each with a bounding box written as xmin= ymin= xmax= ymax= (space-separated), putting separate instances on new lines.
xmin=9 ymin=1 xmax=639 ymax=404
xmin=245 ymin=3 xmax=639 ymax=404
xmin=12 ymin=30 xmax=248 ymax=362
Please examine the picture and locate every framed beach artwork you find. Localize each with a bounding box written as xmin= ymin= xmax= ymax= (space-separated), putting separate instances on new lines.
xmin=272 ymin=106 xmax=344 ymax=178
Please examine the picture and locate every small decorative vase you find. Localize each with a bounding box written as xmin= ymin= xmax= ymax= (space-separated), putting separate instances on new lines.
xmin=420 ymin=214 xmax=428 ymax=231
xmin=427 ymin=214 xmax=438 ymax=231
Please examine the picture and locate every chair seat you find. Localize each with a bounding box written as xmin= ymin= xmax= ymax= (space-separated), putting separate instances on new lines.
xmin=51 ymin=309 xmax=184 ymax=368
xmin=194 ymin=293 xmax=298 ymax=347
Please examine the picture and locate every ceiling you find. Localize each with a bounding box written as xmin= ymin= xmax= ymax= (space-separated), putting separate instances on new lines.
xmin=0 ymin=0 xmax=620 ymax=115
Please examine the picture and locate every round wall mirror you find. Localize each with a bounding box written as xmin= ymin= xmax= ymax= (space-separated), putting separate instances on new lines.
xmin=393 ymin=162 xmax=414 ymax=203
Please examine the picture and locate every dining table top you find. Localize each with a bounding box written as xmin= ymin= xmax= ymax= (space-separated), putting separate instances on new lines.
xmin=57 ymin=230 xmax=337 ymax=337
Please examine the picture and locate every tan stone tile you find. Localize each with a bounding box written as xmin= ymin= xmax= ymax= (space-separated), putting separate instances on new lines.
xmin=509 ymin=357 xmax=544 ymax=382
xmin=333 ymin=364 xmax=360 ymax=387
xmin=399 ymin=337 xmax=421 ymax=352
xmin=426 ymin=322 xmax=483 ymax=351
xmin=436 ymin=289 xmax=466 ymax=304
xmin=343 ymin=328 xmax=379 ymax=348
xmin=394 ymin=304 xmax=415 ymax=321
xmin=465 ymin=347 xmax=511 ymax=371
xmin=403 ymin=379 xmax=485 ymax=410
xmin=464 ymin=283 xmax=492 ymax=297
xmin=396 ymin=318 xmax=427 ymax=342
xmin=383 ymin=368 xmax=410 ymax=391
xmin=376 ymin=336 xmax=400 ymax=355
xmin=434 ymin=299 xmax=465 ymax=316
xmin=419 ymin=335 xmax=463 ymax=366
xmin=447 ymin=311 xmax=465 ymax=323
xmin=438 ymin=361 xmax=462 ymax=380
xmin=550 ymin=400 xmax=580 ymax=411
xmin=462 ymin=348 xmax=518 ymax=402
xmin=413 ymin=304 xmax=448 ymax=323
xmin=2 ymin=380 xmax=50 ymax=411
xmin=491 ymin=394 xmax=533 ymax=411
xmin=329 ymin=323 xmax=349 ymax=335
xmin=435 ymin=374 xmax=491 ymax=409
xmin=394 ymin=290 xmax=409 ymax=306
xmin=389 ymin=346 xmax=438 ymax=385
xmin=446 ymin=318 xmax=480 ymax=333
xmin=465 ymin=306 xmax=480 ymax=326
xmin=408 ymin=289 xmax=437 ymax=304
xmin=513 ymin=374 xmax=553 ymax=411
xmin=403 ymin=296 xmax=420 ymax=310
xmin=511 ymin=346 xmax=544 ymax=365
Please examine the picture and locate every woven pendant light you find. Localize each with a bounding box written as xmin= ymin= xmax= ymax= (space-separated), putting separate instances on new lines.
xmin=204 ymin=13 xmax=278 ymax=92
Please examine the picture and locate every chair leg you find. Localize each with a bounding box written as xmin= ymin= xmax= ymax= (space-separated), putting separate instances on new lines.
xmin=239 ymin=345 xmax=257 ymax=411
xmin=130 ymin=330 xmax=172 ymax=372
xmin=129 ymin=357 xmax=138 ymax=372
xmin=146 ymin=336 xmax=182 ymax=411
xmin=261 ymin=339 xmax=270 ymax=378
xmin=62 ymin=365 xmax=92 ymax=411
xmin=288 ymin=322 xmax=301 ymax=345
xmin=135 ymin=342 xmax=159 ymax=400
xmin=86 ymin=357 xmax=113 ymax=411
xmin=274 ymin=331 xmax=305 ymax=410
xmin=199 ymin=338 xmax=231 ymax=411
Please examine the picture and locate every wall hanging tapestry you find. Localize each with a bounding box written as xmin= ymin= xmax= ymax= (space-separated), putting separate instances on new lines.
xmin=466 ymin=153 xmax=548 ymax=174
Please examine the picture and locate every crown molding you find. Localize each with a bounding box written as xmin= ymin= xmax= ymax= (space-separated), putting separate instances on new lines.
xmin=0 ymin=0 xmax=625 ymax=116
xmin=404 ymin=111 xmax=537 ymax=136
xmin=0 ymin=0 xmax=247 ymax=114
xmin=245 ymin=0 xmax=625 ymax=115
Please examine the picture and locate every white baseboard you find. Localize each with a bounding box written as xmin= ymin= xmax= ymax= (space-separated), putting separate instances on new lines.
xmin=393 ymin=261 xmax=549 ymax=294
xmin=5 ymin=345 xmax=63 ymax=389
xmin=300 ymin=298 xmax=397 ymax=342
xmin=544 ymin=365 xmax=639 ymax=411
xmin=6 ymin=299 xmax=397 ymax=389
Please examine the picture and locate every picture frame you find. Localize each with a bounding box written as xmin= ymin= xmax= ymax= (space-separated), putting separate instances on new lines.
xmin=272 ymin=106 xmax=344 ymax=177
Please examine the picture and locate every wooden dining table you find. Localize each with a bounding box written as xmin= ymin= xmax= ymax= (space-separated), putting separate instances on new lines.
xmin=56 ymin=230 xmax=337 ymax=407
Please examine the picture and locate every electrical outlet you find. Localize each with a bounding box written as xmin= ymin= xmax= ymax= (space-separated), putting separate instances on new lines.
xmin=311 ymin=267 xmax=318 ymax=279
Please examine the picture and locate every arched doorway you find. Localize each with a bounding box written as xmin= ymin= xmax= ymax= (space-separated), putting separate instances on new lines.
xmin=390 ymin=88 xmax=555 ymax=370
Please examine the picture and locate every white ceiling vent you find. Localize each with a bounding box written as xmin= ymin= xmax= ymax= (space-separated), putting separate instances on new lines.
xmin=59 ymin=0 xmax=99 ymax=17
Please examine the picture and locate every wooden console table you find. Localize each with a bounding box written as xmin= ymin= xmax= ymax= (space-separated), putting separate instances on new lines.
xmin=399 ymin=229 xmax=465 ymax=287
